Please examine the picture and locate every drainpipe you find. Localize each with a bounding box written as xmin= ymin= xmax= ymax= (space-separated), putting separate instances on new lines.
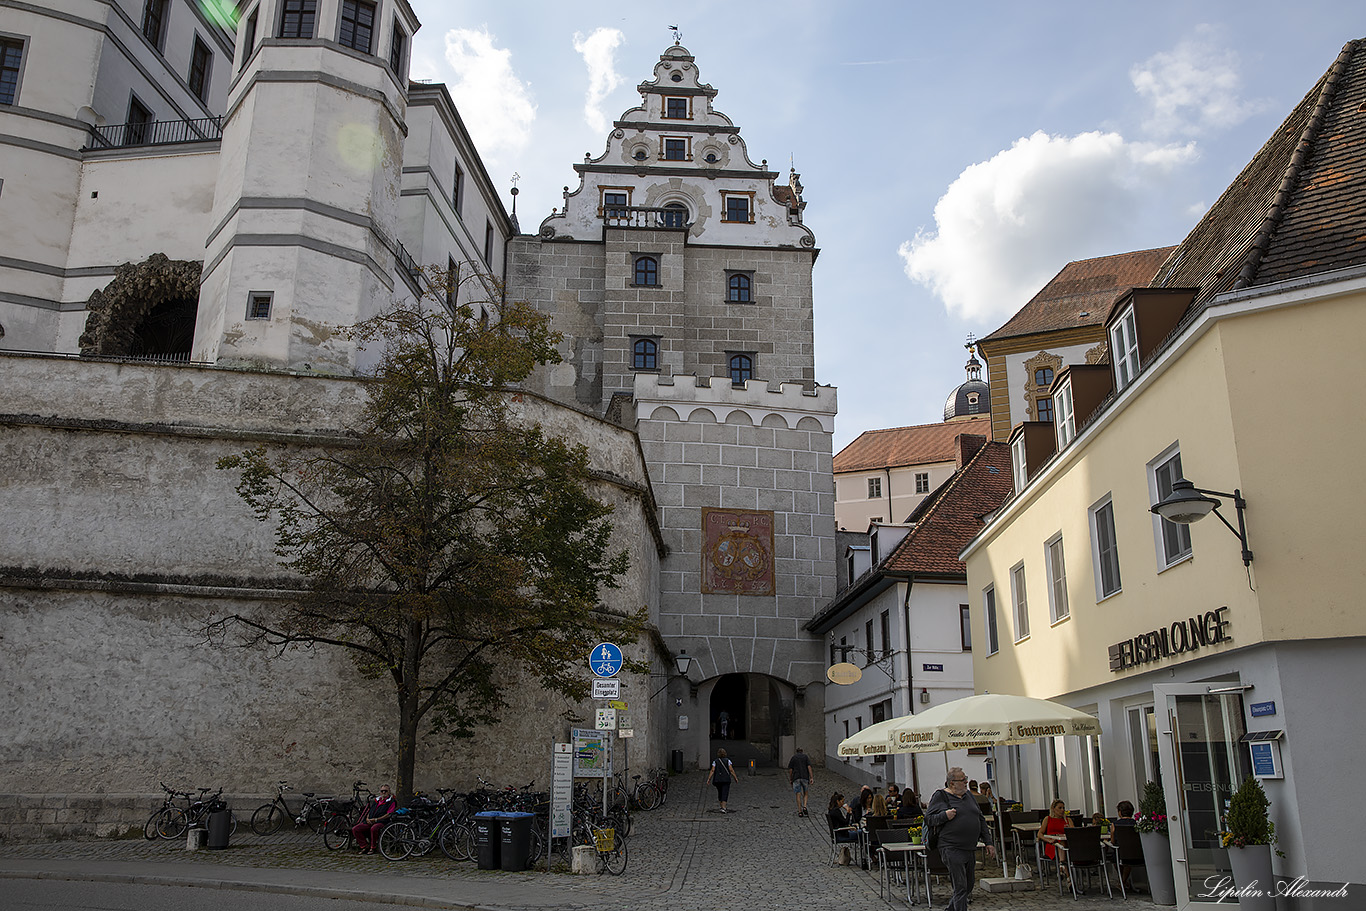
xmin=884 ymin=468 xmax=894 ymax=523
xmin=903 ymin=578 xmax=919 ymax=798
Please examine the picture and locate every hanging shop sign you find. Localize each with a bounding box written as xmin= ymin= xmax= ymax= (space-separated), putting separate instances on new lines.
xmin=1108 ymin=606 xmax=1231 ymax=672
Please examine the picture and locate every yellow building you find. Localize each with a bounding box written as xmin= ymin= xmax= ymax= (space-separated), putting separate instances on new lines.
xmin=962 ymin=39 xmax=1366 ymax=908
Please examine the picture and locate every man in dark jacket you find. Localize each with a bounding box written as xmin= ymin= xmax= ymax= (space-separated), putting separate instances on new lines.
xmin=926 ymin=767 xmax=996 ymax=911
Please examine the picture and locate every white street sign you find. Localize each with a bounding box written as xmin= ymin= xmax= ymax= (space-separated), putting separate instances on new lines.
xmin=619 ymin=729 xmax=634 ymax=738
xmin=595 ymin=708 xmax=617 ymax=731
xmin=592 ymin=679 xmax=620 ymax=699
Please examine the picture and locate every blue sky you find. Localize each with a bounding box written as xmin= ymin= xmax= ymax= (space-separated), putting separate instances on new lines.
xmin=406 ymin=2 xmax=1362 ymax=450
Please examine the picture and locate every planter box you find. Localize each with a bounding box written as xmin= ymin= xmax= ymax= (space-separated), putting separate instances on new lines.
xmin=1227 ymin=844 xmax=1275 ymax=911
xmin=1139 ymin=831 xmax=1177 ymax=906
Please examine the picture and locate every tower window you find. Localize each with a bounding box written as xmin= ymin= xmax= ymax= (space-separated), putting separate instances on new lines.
xmin=246 ymin=292 xmax=273 ymax=320
xmin=279 ymin=0 xmax=317 ymax=39
xmin=633 ymin=256 xmax=659 ymax=287
xmin=142 ymin=0 xmax=168 ymax=50
xmin=723 ymin=194 xmax=751 ymax=223
xmin=664 ymin=97 xmax=688 ymax=119
xmin=239 ymin=10 xmax=258 ymax=72
xmin=452 ymin=162 xmax=463 ymax=215
xmin=726 ymin=272 xmax=752 ymax=303
xmin=632 ymin=337 xmax=658 ymax=370
xmin=729 ymin=353 xmax=754 ymax=385
xmin=338 ymin=0 xmax=376 ymax=53
xmin=188 ymin=37 xmax=212 ymax=102
xmin=0 ymin=37 xmax=26 ymax=105
xmin=664 ymin=138 xmax=687 ymax=160
xmin=125 ymin=95 xmax=153 ymax=145
xmin=483 ymin=221 xmax=494 ymax=267
xmin=388 ymin=18 xmax=407 ymax=74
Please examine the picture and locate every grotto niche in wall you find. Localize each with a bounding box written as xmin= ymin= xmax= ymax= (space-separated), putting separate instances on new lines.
xmin=79 ymin=253 xmax=202 ymax=360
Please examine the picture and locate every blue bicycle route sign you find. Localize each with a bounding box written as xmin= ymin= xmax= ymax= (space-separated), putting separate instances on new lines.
xmin=590 ymin=642 xmax=624 ymax=678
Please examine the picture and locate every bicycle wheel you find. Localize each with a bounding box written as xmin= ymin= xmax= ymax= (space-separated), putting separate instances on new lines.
xmin=636 ymin=783 xmax=660 ymax=811
xmin=602 ymin=831 xmax=628 ymax=876
xmin=303 ymin=804 xmax=325 ymax=833
xmin=251 ymin=803 xmax=285 ymax=836
xmin=529 ymin=821 xmax=546 ymax=866
xmin=322 ymin=815 xmax=352 ymax=850
xmin=143 ymin=809 xmax=164 ymax=840
xmin=379 ymin=822 xmax=413 ymax=860
xmin=439 ymin=821 xmax=473 ymax=861
xmin=228 ymin=809 xmax=239 ymax=836
xmin=155 ymin=807 xmax=188 ymax=839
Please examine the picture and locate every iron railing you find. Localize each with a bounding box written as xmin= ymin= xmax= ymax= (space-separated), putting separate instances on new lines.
xmin=84 ymin=116 xmax=224 ymax=150
xmin=599 ymin=205 xmax=692 ymax=229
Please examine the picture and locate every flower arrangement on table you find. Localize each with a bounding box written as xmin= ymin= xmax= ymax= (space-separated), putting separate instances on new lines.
xmin=1135 ymin=780 xmax=1169 ymax=835
xmin=1008 ymin=802 xmax=1024 ymax=813
xmin=907 ymin=825 xmax=924 ymax=844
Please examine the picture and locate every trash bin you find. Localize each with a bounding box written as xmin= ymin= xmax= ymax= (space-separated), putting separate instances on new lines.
xmin=499 ymin=811 xmax=535 ymax=872
xmin=671 ymin=749 xmax=684 ymax=773
xmin=474 ymin=811 xmax=501 ymax=870
xmin=206 ymin=805 xmax=232 ymax=850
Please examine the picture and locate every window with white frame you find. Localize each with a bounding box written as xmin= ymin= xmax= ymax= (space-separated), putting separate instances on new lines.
xmin=1090 ymin=494 xmax=1122 ymax=599
xmin=1111 ymin=306 xmax=1141 ymax=390
xmin=960 ymin=604 xmax=971 ymax=651
xmin=1149 ymin=445 xmax=1193 ymax=567
xmin=188 ymin=36 xmax=212 ymax=102
xmin=239 ymin=9 xmax=258 ymax=71
xmin=246 ymin=292 xmax=272 ymax=320
xmin=1011 ymin=435 xmax=1028 ymax=492
xmin=984 ymin=586 xmax=999 ymax=655
xmin=1010 ymin=562 xmax=1029 ymax=641
xmin=867 ymin=477 xmax=881 ymax=499
xmin=1045 ymin=533 xmax=1069 ymax=622
xmin=915 ymin=472 xmax=929 ymax=494
xmin=0 ymin=35 xmax=27 ymax=105
xmin=1055 ymin=379 xmax=1076 ymax=446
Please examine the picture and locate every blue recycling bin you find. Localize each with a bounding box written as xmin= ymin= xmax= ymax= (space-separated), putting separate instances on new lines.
xmin=499 ymin=811 xmax=535 ymax=871
xmin=474 ymin=811 xmax=502 ymax=870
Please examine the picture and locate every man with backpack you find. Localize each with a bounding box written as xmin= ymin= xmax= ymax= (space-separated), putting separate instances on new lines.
xmin=926 ymin=767 xmax=996 ymax=911
xmin=705 ymin=748 xmax=737 ymax=813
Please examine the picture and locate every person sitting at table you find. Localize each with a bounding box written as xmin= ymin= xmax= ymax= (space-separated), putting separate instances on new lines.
xmin=870 ymin=793 xmax=889 ymax=818
xmin=851 ymin=787 xmax=874 ymax=825
xmin=1091 ymin=811 xmax=1107 ymax=827
xmin=968 ymin=779 xmax=980 ymax=794
xmin=1114 ymin=800 xmax=1136 ymax=825
xmin=978 ymin=781 xmax=996 ymax=807
xmin=827 ymin=793 xmax=858 ymax=863
xmin=896 ymin=788 xmax=922 ymax=820
xmin=886 ymin=783 xmax=901 ymax=810
xmin=1038 ymin=799 xmax=1074 ymax=878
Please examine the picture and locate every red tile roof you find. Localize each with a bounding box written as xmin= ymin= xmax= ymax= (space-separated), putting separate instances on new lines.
xmin=833 ymin=416 xmax=992 ymax=473
xmin=981 ymin=247 xmax=1176 ymax=343
xmin=1152 ymin=39 xmax=1366 ymax=302
xmin=881 ymin=441 xmax=1014 ymax=577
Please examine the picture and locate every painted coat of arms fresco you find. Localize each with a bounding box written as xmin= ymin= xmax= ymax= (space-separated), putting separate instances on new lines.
xmin=701 ymin=508 xmax=775 ymax=596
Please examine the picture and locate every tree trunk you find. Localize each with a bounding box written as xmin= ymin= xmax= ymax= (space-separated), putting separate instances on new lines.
xmin=395 ymin=619 xmax=424 ymax=801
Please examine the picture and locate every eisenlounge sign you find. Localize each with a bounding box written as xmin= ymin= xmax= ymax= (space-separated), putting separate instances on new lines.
xmin=1108 ymin=606 xmax=1231 ymax=672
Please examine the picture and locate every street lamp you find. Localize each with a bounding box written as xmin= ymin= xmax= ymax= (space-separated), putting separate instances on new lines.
xmin=650 ymin=651 xmax=695 ymax=698
xmin=1151 ymin=478 xmax=1253 ymax=566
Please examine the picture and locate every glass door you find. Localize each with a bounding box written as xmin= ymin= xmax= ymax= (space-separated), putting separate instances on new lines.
xmin=1153 ymin=684 xmax=1250 ymax=908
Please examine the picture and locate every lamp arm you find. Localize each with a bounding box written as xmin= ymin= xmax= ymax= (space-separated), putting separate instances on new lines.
xmin=1209 ymin=487 xmax=1253 ymax=567
xmin=649 ymin=676 xmax=687 ymax=699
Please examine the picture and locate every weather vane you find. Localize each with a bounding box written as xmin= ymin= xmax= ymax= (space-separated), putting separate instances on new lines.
xmin=669 ymin=25 xmax=682 ymax=46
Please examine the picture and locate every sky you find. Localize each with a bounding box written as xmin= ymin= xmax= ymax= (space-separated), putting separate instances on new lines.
xmin=405 ymin=1 xmax=1362 ymax=451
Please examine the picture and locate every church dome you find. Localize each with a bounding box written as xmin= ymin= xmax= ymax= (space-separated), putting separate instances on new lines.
xmin=944 ymin=349 xmax=989 ymax=422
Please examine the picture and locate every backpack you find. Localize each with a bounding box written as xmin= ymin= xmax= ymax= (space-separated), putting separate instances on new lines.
xmin=712 ymin=759 xmax=731 ymax=783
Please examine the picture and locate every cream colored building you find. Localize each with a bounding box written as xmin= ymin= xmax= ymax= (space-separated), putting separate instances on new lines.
xmin=962 ymin=38 xmax=1366 ymax=909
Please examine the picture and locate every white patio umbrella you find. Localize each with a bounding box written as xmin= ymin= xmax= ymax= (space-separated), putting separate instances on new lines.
xmin=837 ymin=693 xmax=1103 ymax=876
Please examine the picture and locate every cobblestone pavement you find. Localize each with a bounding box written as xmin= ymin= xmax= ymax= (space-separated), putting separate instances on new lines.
xmin=0 ymin=770 xmax=1143 ymax=910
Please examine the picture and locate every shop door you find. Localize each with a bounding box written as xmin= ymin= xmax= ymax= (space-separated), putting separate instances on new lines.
xmin=1153 ymin=684 xmax=1250 ymax=909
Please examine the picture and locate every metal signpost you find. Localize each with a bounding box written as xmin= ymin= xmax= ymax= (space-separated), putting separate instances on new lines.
xmin=589 ymin=643 xmax=623 ymax=816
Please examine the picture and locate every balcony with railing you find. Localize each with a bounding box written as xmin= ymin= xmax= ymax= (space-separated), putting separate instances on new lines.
xmin=599 ymin=205 xmax=692 ymax=229
xmin=83 ymin=116 xmax=224 ymax=151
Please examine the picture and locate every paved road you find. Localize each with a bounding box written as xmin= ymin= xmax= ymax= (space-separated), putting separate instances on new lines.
xmin=0 ymin=769 xmax=1131 ymax=910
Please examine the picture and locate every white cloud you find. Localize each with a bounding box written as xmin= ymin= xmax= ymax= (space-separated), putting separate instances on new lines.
xmin=442 ymin=27 xmax=536 ymax=161
xmin=900 ymin=130 xmax=1196 ymax=324
xmin=1131 ymin=26 xmax=1267 ymax=137
xmin=573 ymin=28 xmax=625 ymax=133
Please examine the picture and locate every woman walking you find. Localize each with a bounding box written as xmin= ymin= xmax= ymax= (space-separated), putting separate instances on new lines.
xmin=706 ymin=748 xmax=737 ymax=813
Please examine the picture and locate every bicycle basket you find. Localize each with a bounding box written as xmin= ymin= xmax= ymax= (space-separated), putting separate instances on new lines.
xmin=593 ymin=828 xmax=615 ymax=852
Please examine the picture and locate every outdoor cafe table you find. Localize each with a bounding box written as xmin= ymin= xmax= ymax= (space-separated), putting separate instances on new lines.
xmin=877 ymin=841 xmax=989 ymax=909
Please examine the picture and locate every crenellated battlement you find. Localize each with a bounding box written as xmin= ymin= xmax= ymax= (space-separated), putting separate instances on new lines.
xmin=633 ymin=373 xmax=836 ymax=431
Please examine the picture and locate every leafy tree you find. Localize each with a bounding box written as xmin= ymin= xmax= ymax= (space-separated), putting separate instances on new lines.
xmin=214 ymin=271 xmax=641 ymax=798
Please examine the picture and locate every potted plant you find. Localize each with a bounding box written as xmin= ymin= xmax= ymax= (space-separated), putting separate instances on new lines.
xmin=1135 ymin=780 xmax=1177 ymax=905
xmin=908 ymin=824 xmax=923 ymax=845
xmin=1221 ymin=775 xmax=1279 ymax=911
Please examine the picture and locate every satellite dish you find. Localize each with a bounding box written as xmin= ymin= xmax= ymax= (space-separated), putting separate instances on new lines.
xmin=827 ymin=662 xmax=862 ymax=685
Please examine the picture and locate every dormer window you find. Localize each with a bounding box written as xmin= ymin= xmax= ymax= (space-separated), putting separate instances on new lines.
xmin=1055 ymin=380 xmax=1076 ymax=446
xmin=664 ymin=97 xmax=689 ymax=119
xmin=1110 ymin=305 xmax=1140 ymax=390
xmin=1011 ymin=434 xmax=1028 ymax=492
xmin=966 ymin=392 xmax=980 ymax=413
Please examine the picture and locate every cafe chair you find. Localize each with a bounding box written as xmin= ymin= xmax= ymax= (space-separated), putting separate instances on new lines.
xmin=1110 ymin=824 xmax=1147 ymax=899
xmin=873 ymin=827 xmax=912 ymax=901
xmin=1063 ymin=825 xmax=1113 ymax=900
xmin=925 ymin=843 xmax=951 ymax=904
xmin=828 ymin=819 xmax=861 ymax=866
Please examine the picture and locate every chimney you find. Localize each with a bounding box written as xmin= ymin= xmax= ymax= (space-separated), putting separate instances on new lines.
xmin=956 ymin=433 xmax=987 ymax=469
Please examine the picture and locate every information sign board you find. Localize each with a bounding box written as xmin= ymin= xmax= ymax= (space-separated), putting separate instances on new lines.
xmin=595 ymin=708 xmax=617 ymax=731
xmin=589 ymin=642 xmax=624 ymax=678
xmin=551 ymin=743 xmax=572 ymax=837
xmin=571 ymin=727 xmax=609 ymax=778
xmin=592 ymin=679 xmax=621 ymax=699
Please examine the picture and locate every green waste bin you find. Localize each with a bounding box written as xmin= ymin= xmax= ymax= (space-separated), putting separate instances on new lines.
xmin=499 ymin=812 xmax=535 ymax=871
xmin=474 ymin=811 xmax=501 ymax=870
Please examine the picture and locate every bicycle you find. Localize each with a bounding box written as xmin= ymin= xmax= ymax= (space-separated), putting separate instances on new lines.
xmin=145 ymin=784 xmax=236 ymax=839
xmin=250 ymin=781 xmax=328 ymax=835
xmin=143 ymin=784 xmax=192 ymax=840
xmin=379 ymin=793 xmax=454 ymax=860
xmin=587 ymin=817 xmax=628 ymax=875
xmin=322 ymin=780 xmax=374 ymax=850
